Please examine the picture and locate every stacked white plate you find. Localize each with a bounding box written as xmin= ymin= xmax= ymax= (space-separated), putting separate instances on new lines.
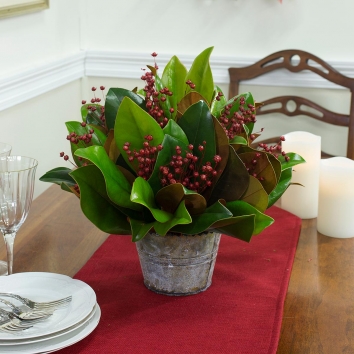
xmin=0 ymin=272 xmax=100 ymax=354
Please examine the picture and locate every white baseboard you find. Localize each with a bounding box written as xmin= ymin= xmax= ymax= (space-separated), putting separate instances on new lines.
xmin=1 ymin=49 xmax=354 ymax=112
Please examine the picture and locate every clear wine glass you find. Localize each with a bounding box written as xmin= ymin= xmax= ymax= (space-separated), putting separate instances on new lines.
xmin=0 ymin=156 xmax=37 ymax=275
xmin=0 ymin=143 xmax=12 ymax=276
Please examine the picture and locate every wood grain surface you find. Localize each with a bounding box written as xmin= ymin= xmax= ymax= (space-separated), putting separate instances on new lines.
xmin=1 ymin=185 xmax=352 ymax=353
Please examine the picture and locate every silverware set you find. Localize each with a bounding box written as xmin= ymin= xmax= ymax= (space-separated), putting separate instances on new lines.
xmin=0 ymin=293 xmax=72 ymax=333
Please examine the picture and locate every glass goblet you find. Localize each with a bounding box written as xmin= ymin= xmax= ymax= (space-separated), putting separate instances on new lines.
xmin=0 ymin=143 xmax=11 ymax=157
xmin=0 ymin=156 xmax=37 ymax=275
xmin=0 ymin=143 xmax=12 ymax=276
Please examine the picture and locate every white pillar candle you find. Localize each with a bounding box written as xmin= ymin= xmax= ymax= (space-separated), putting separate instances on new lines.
xmin=280 ymin=131 xmax=321 ymax=219
xmin=317 ymin=157 xmax=354 ymax=238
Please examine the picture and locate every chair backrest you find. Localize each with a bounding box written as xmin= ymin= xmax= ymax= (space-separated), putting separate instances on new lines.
xmin=228 ymin=49 xmax=354 ymax=159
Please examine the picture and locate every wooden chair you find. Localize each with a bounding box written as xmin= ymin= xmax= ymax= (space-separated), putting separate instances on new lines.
xmin=228 ymin=50 xmax=354 ymax=159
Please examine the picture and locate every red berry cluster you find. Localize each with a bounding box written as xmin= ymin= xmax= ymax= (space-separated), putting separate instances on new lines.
xmin=186 ymin=80 xmax=196 ymax=90
xmin=124 ymin=135 xmax=163 ymax=179
xmin=73 ymin=184 xmax=80 ymax=194
xmin=215 ymin=91 xmax=224 ymax=101
xmin=258 ymin=136 xmax=290 ymax=161
xmin=81 ymin=86 xmax=106 ymax=127
xmin=66 ymin=126 xmax=95 ymax=145
xmin=159 ymin=143 xmax=221 ymax=194
xmin=218 ymin=96 xmax=257 ymax=140
xmin=141 ymin=64 xmax=172 ymax=128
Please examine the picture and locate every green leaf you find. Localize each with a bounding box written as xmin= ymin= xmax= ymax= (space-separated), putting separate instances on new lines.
xmin=81 ymin=104 xmax=104 ymax=127
xmin=131 ymin=177 xmax=171 ymax=223
xmin=70 ymin=165 xmax=131 ymax=234
xmin=155 ymin=183 xmax=206 ymax=215
xmin=105 ymin=88 xmax=146 ymax=130
xmin=114 ymin=97 xmax=165 ymax=171
xmin=75 ymin=146 xmax=141 ymax=211
xmin=148 ymin=134 xmax=188 ymax=195
xmin=153 ymin=201 xmax=192 ymax=236
xmin=278 ymin=152 xmax=306 ymax=170
xmin=185 ymin=47 xmax=214 ymax=104
xmin=163 ymin=120 xmax=189 ymax=145
xmin=208 ymin=146 xmax=250 ymax=205
xmin=130 ymin=219 xmax=154 ymax=242
xmin=171 ymin=200 xmax=232 ymax=234
xmin=238 ymin=151 xmax=277 ymax=194
xmin=267 ymin=167 xmax=292 ymax=208
xmin=178 ymin=101 xmax=216 ymax=163
xmin=210 ymin=86 xmax=227 ymax=119
xmin=241 ymin=176 xmax=269 ymax=213
xmin=154 ymin=73 xmax=173 ymax=120
xmin=226 ymin=200 xmax=274 ymax=235
xmin=39 ymin=167 xmax=76 ymax=186
xmin=213 ymin=215 xmax=255 ymax=242
xmin=161 ymin=55 xmax=188 ymax=117
xmin=229 ymin=136 xmax=248 ymax=145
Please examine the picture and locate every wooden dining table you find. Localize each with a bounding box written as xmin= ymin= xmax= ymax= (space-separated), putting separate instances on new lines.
xmin=1 ymin=185 xmax=353 ymax=354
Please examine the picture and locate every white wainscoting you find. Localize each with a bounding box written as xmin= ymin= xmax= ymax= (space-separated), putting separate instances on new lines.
xmin=1 ymin=50 xmax=354 ymax=112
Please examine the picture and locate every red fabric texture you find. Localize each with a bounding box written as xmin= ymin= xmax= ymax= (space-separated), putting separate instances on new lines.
xmin=60 ymin=206 xmax=301 ymax=354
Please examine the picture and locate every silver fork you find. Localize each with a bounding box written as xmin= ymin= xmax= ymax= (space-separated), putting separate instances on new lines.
xmin=0 ymin=298 xmax=52 ymax=320
xmin=0 ymin=310 xmax=33 ymax=333
xmin=0 ymin=293 xmax=72 ymax=310
xmin=0 ymin=308 xmax=51 ymax=328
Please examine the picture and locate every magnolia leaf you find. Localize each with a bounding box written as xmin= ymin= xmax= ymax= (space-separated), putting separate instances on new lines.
xmin=161 ymin=55 xmax=188 ymax=119
xmin=241 ymin=176 xmax=269 ymax=212
xmin=267 ymin=167 xmax=292 ymax=208
xmin=212 ymin=215 xmax=255 ymax=242
xmin=208 ymin=146 xmax=250 ymax=205
xmin=163 ymin=120 xmax=189 ymax=145
xmin=171 ymin=200 xmax=232 ymax=234
xmin=155 ymin=183 xmax=207 ymax=215
xmin=178 ymin=101 xmax=216 ymax=163
xmin=130 ymin=219 xmax=155 ymax=242
xmin=39 ymin=167 xmax=76 ymax=186
xmin=185 ymin=47 xmax=214 ymax=104
xmin=75 ymin=146 xmax=142 ymax=211
xmin=81 ymin=104 xmax=104 ymax=126
xmin=114 ymin=97 xmax=165 ymax=172
xmin=202 ymin=117 xmax=229 ymax=202
xmin=60 ymin=182 xmax=77 ymax=195
xmin=131 ymin=177 xmax=172 ymax=223
xmin=267 ymin=153 xmax=282 ymax=184
xmin=70 ymin=165 xmax=131 ymax=234
xmin=177 ymin=91 xmax=207 ymax=117
xmin=238 ymin=151 xmax=277 ymax=194
xmin=278 ymin=152 xmax=306 ymax=170
xmin=226 ymin=200 xmax=274 ymax=235
xmin=229 ymin=136 xmax=248 ymax=145
xmin=210 ymin=86 xmax=227 ymax=119
xmin=103 ymin=129 xmax=120 ymax=162
xmin=154 ymin=201 xmax=192 ymax=236
xmin=148 ymin=135 xmax=189 ymax=195
xmin=105 ymin=88 xmax=146 ymax=130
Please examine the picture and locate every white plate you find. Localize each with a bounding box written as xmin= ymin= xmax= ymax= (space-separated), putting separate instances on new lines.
xmin=0 ymin=304 xmax=97 ymax=346
xmin=0 ymin=304 xmax=101 ymax=353
xmin=0 ymin=272 xmax=96 ymax=341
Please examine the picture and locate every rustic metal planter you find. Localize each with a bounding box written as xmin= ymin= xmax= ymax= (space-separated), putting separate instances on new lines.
xmin=136 ymin=231 xmax=221 ymax=296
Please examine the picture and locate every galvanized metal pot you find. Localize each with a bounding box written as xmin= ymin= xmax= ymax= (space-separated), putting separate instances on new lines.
xmin=135 ymin=231 xmax=221 ymax=296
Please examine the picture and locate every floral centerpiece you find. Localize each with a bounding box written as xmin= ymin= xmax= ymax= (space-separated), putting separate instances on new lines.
xmin=40 ymin=47 xmax=304 ymax=295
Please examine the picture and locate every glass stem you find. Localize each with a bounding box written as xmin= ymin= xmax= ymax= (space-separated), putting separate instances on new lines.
xmin=3 ymin=232 xmax=16 ymax=275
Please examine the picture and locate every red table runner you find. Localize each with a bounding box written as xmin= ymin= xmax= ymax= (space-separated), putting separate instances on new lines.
xmin=61 ymin=206 xmax=301 ymax=354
